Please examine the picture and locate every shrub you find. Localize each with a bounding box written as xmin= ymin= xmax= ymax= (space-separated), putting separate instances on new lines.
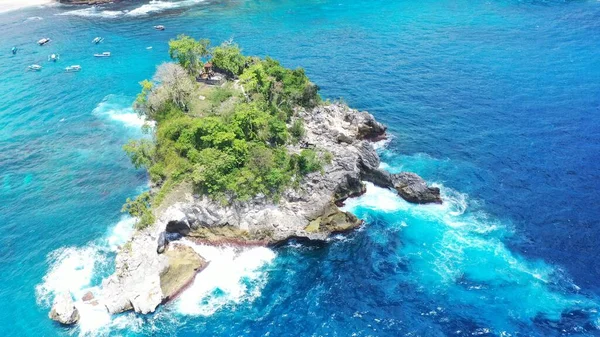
xmin=121 ymin=192 xmax=155 ymax=229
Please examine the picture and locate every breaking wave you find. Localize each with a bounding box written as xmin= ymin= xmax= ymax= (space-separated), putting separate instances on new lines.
xmin=174 ymin=241 xmax=277 ymax=316
xmin=59 ymin=0 xmax=206 ymax=19
xmin=35 ymin=217 xmax=136 ymax=336
xmin=92 ymin=95 xmax=151 ymax=129
xmin=58 ymin=6 xmax=124 ymax=18
xmin=342 ymin=180 xmax=597 ymax=331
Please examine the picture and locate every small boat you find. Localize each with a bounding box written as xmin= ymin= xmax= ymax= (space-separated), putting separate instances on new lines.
xmin=154 ymin=25 xmax=165 ymax=31
xmin=146 ymin=46 xmax=153 ymax=50
xmin=38 ymin=38 xmax=51 ymax=46
xmin=92 ymin=37 xmax=104 ymax=44
xmin=28 ymin=64 xmax=42 ymax=71
xmin=93 ymin=52 xmax=111 ymax=58
xmin=65 ymin=65 xmax=81 ymax=72
xmin=11 ymin=47 xmax=17 ymax=55
xmin=48 ymin=53 xmax=60 ymax=62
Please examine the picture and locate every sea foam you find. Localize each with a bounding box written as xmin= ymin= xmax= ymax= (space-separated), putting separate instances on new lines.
xmin=175 ymin=240 xmax=276 ymax=316
xmin=93 ymin=95 xmax=151 ymax=129
xmin=35 ymin=216 xmax=137 ymax=336
xmin=342 ymin=176 xmax=595 ymax=329
xmin=59 ymin=0 xmax=206 ymax=18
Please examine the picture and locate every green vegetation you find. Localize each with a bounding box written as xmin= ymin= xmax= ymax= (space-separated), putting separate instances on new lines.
xmin=168 ymin=35 xmax=210 ymax=75
xmin=124 ymin=36 xmax=327 ymax=228
xmin=210 ymin=43 xmax=248 ymax=77
xmin=122 ymin=192 xmax=155 ymax=229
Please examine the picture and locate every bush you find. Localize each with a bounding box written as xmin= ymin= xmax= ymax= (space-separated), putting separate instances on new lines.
xmin=289 ymin=118 xmax=305 ymax=142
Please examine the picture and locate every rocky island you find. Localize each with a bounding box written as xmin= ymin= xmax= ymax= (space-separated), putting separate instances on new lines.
xmin=48 ymin=36 xmax=441 ymax=324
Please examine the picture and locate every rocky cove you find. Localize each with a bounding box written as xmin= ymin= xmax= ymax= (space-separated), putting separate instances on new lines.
xmin=46 ymin=40 xmax=442 ymax=324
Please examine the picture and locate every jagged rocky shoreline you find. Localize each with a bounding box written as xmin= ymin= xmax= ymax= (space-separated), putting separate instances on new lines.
xmin=49 ymin=103 xmax=441 ymax=324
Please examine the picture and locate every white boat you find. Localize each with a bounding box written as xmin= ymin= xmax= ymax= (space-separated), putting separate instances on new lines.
xmin=92 ymin=37 xmax=104 ymax=44
xmin=154 ymin=25 xmax=165 ymax=31
xmin=65 ymin=65 xmax=81 ymax=72
xmin=28 ymin=64 xmax=42 ymax=71
xmin=48 ymin=53 xmax=60 ymax=62
xmin=93 ymin=52 xmax=111 ymax=58
xmin=38 ymin=38 xmax=50 ymax=46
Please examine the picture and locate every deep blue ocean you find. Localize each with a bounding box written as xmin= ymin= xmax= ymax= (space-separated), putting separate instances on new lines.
xmin=1 ymin=0 xmax=600 ymax=336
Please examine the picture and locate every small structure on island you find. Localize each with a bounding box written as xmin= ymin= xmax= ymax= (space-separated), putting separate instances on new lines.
xmin=203 ymin=62 xmax=213 ymax=77
xmin=197 ymin=62 xmax=224 ymax=85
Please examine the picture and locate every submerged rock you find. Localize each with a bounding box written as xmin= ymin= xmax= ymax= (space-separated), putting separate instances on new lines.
xmin=49 ymin=293 xmax=79 ymax=325
xmin=392 ymin=172 xmax=442 ymax=204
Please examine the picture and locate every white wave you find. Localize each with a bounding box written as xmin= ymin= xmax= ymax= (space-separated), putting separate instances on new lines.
xmin=58 ymin=6 xmax=124 ymax=18
xmin=35 ymin=245 xmax=106 ymax=307
xmin=126 ymin=0 xmax=206 ymax=16
xmin=372 ymin=134 xmax=393 ymax=150
xmin=175 ymin=241 xmax=276 ymax=316
xmin=93 ymin=95 xmax=152 ymax=128
xmin=59 ymin=0 xmax=206 ymax=18
xmin=36 ymin=217 xmax=136 ymax=336
xmin=24 ymin=16 xmax=44 ymax=22
xmin=342 ymin=182 xmax=411 ymax=213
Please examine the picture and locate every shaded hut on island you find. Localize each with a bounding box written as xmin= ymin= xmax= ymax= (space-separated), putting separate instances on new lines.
xmin=197 ymin=62 xmax=224 ymax=85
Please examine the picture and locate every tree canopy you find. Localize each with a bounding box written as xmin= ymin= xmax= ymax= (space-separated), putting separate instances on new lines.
xmin=168 ymin=35 xmax=210 ymax=75
xmin=126 ymin=38 xmax=325 ymax=227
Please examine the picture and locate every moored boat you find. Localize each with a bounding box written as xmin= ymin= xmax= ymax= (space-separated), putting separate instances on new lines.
xmin=92 ymin=37 xmax=104 ymax=44
xmin=65 ymin=65 xmax=81 ymax=72
xmin=93 ymin=52 xmax=111 ymax=58
xmin=154 ymin=25 xmax=165 ymax=31
xmin=38 ymin=38 xmax=50 ymax=46
xmin=48 ymin=53 xmax=60 ymax=62
xmin=28 ymin=64 xmax=42 ymax=71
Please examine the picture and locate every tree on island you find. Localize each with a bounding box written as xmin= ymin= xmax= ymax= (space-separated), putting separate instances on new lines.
xmin=168 ymin=34 xmax=210 ymax=75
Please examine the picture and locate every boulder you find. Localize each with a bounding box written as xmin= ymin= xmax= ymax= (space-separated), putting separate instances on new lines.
xmin=81 ymin=291 xmax=94 ymax=302
xmin=160 ymin=245 xmax=206 ymax=301
xmin=157 ymin=232 xmax=167 ymax=254
xmin=49 ymin=293 xmax=79 ymax=325
xmin=392 ymin=172 xmax=442 ymax=204
xmin=334 ymin=173 xmax=366 ymax=202
xmin=356 ymin=112 xmax=387 ymax=140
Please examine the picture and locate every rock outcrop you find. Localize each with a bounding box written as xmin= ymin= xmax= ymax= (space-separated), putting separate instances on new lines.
xmin=82 ymin=103 xmax=439 ymax=319
xmin=160 ymin=244 xmax=207 ymax=301
xmin=49 ymin=293 xmax=79 ymax=325
xmin=392 ymin=172 xmax=442 ymax=204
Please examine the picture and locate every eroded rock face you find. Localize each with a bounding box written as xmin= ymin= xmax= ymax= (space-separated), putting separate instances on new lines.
xmin=49 ymin=293 xmax=79 ymax=325
xmin=392 ymin=172 xmax=442 ymax=204
xmin=160 ymin=244 xmax=206 ymax=301
xmin=93 ymin=103 xmax=402 ymax=317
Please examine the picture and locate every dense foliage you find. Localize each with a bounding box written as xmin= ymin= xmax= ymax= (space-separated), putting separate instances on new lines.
xmin=124 ymin=37 xmax=325 ymax=226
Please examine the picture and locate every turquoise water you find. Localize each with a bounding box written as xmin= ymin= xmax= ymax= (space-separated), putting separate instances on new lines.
xmin=1 ymin=0 xmax=600 ymax=335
